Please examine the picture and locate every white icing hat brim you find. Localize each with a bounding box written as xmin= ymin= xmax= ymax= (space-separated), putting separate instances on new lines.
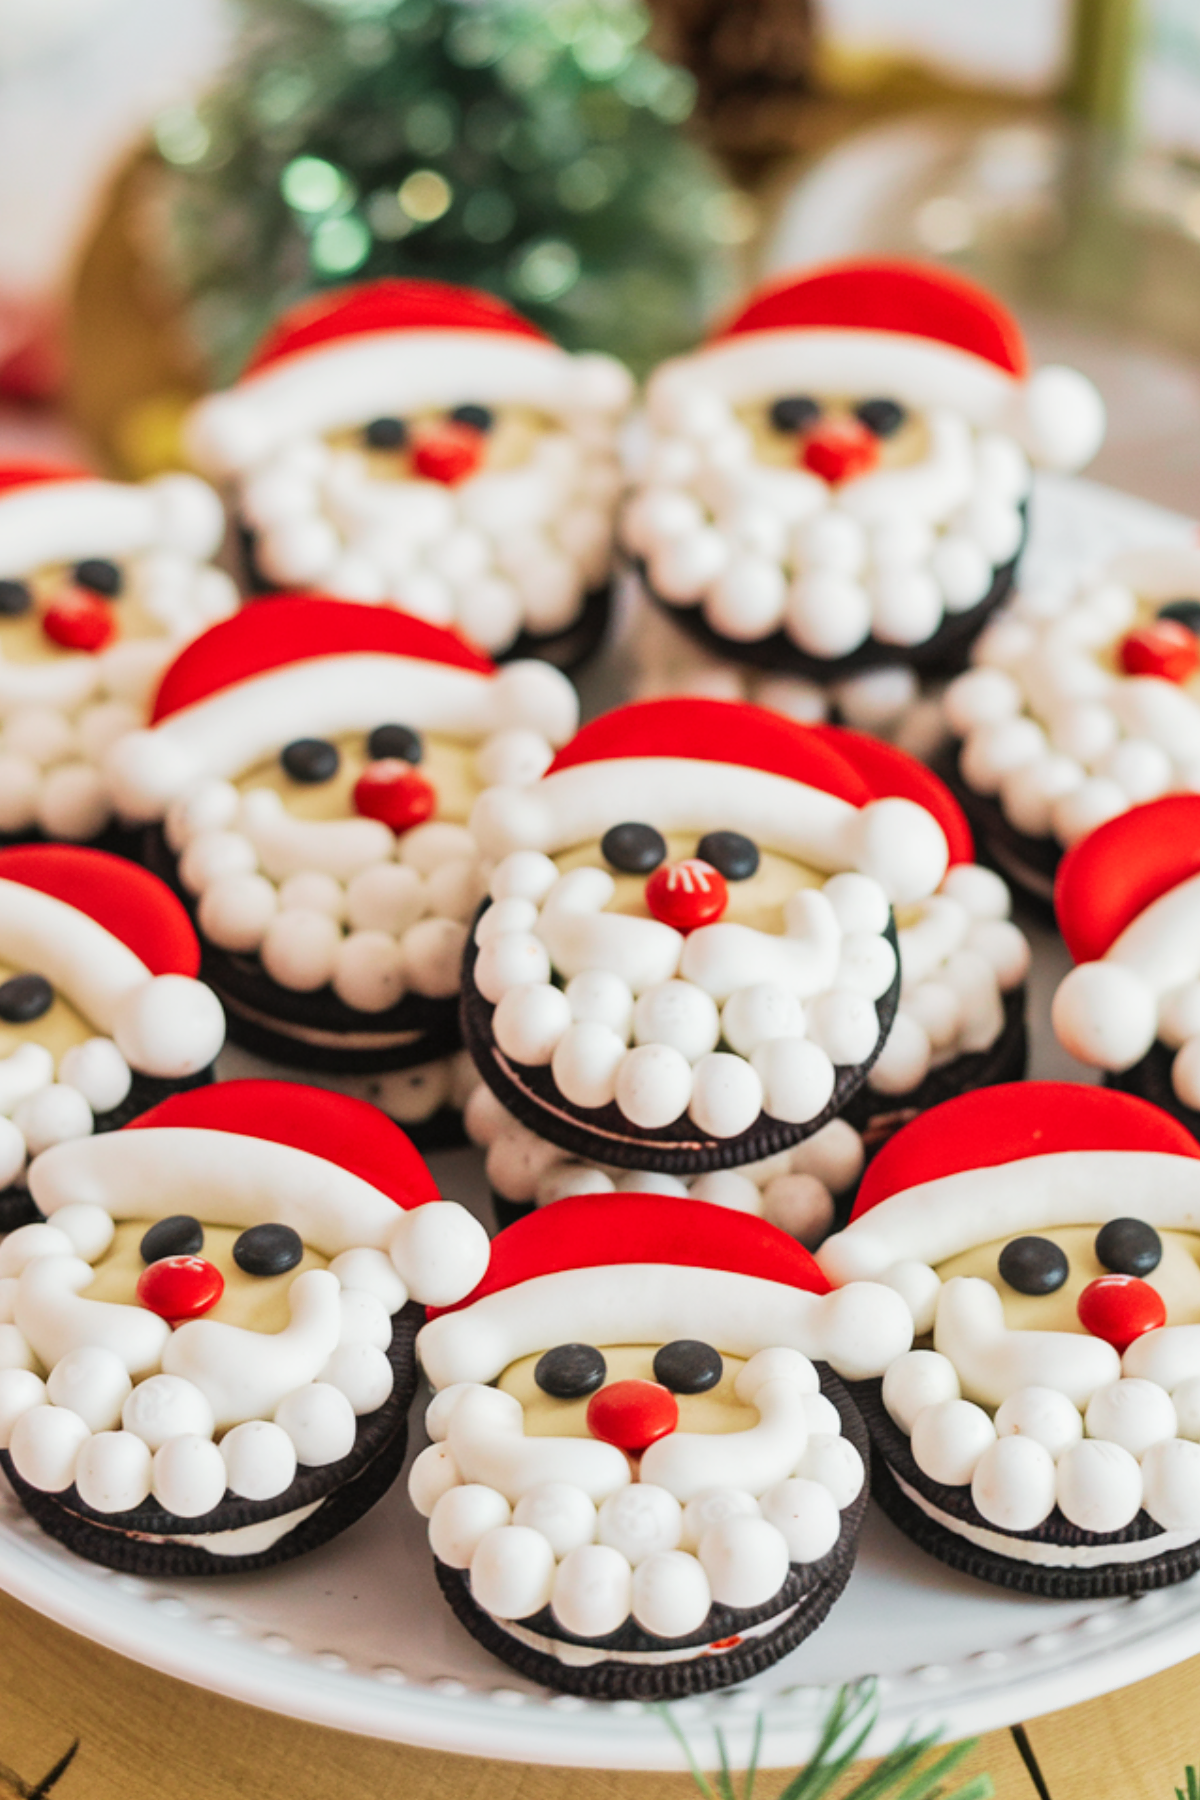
xmin=0 ymin=475 xmax=224 ymax=570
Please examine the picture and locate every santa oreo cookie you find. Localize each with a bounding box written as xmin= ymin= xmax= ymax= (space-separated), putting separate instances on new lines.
xmin=0 ymin=844 xmax=225 ymax=1233
xmin=105 ymin=597 xmax=577 ymax=1136
xmin=410 ymin=1192 xmax=910 ymax=1696
xmin=0 ymin=1080 xmax=488 ymax=1575
xmin=623 ymin=260 xmax=1103 ymax=685
xmin=0 ymin=461 xmax=236 ymax=848
xmin=819 ymin=1082 xmax=1200 ymax=1597
xmin=186 ymin=279 xmax=632 ymax=668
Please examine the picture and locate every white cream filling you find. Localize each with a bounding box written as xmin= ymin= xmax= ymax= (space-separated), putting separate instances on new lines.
xmin=131 ymin=1497 xmax=323 ymax=1556
xmin=493 ymin=1598 xmax=804 ymax=1667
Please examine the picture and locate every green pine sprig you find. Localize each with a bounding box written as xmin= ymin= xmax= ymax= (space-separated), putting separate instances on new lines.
xmin=659 ymin=1680 xmax=994 ymax=1800
xmin=1175 ymin=1766 xmax=1200 ymax=1800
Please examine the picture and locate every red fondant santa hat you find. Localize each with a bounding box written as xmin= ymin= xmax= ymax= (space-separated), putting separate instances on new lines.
xmin=645 ymin=259 xmax=1104 ymax=474
xmin=469 ymin=697 xmax=954 ymax=903
xmin=105 ymin=595 xmax=580 ymax=821
xmin=185 ymin=278 xmax=634 ymax=478
xmin=29 ymin=1078 xmax=490 ymax=1304
xmin=1051 ymin=795 xmax=1200 ymax=1074
xmin=0 ymin=460 xmax=224 ymax=573
xmin=818 ymin=1082 xmax=1200 ymax=1287
xmin=416 ymin=1191 xmax=912 ymax=1389
xmin=0 ymin=844 xmax=225 ymax=1078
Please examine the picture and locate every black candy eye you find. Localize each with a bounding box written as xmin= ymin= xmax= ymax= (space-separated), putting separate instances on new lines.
xmin=854 ymin=398 xmax=907 ymax=438
xmin=535 ymin=1343 xmax=606 ymax=1399
xmin=73 ymin=557 xmax=123 ymax=597
xmin=141 ymin=1215 xmax=204 ymax=1263
xmin=367 ymin=723 xmax=423 ymax=764
xmin=1158 ymin=598 xmax=1200 ymax=636
xmin=233 ymin=1223 xmax=304 ymax=1277
xmin=0 ymin=973 xmax=53 ymax=1023
xmin=653 ymin=1340 xmax=723 ymax=1394
xmin=0 ymin=578 xmax=33 ymax=617
xmin=998 ymin=1236 xmax=1069 ymax=1296
xmin=450 ymin=403 xmax=494 ymax=432
xmin=696 ymin=831 xmax=759 ymax=881
xmin=364 ymin=416 xmax=408 ymax=450
xmin=601 ymin=822 xmax=667 ymax=875
xmin=1095 ymin=1218 xmax=1162 ymax=1278
xmin=281 ymin=737 xmax=339 ymax=783
xmin=770 ymin=396 xmax=821 ymax=434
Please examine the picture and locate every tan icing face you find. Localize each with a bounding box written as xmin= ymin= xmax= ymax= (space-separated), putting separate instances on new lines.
xmin=0 ymin=957 xmax=94 ymax=1064
xmin=498 ymin=1345 xmax=754 ymax=1438
xmin=328 ymin=403 xmax=553 ymax=484
xmin=736 ymin=396 xmax=929 ymax=475
xmin=0 ymin=558 xmax=163 ymax=666
xmin=936 ymin=1225 xmax=1200 ymax=1334
xmin=84 ymin=1219 xmax=327 ymax=1334
xmin=234 ymin=729 xmax=479 ymax=825
xmin=553 ymin=834 xmax=823 ymax=934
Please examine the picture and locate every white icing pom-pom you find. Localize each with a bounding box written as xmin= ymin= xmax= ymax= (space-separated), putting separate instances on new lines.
xmin=755 ymin=675 xmax=828 ymax=724
xmin=853 ymin=799 xmax=948 ymax=906
xmin=1159 ymin=983 xmax=1200 ymax=1050
xmin=631 ymin=1550 xmax=711 ymax=1638
xmin=473 ymin=931 xmax=550 ymax=1004
xmin=476 ymin=898 xmax=537 ymax=946
xmin=704 ymin=557 xmax=787 ymax=642
xmin=551 ymin=1021 xmax=628 ymax=1110
xmin=735 ymin=1347 xmax=819 ymax=1405
xmin=12 ymin=1085 xmax=93 ymax=1156
xmin=614 ymin=1042 xmax=693 ymax=1128
xmin=688 ymin=1170 xmax=763 ymax=1214
xmin=47 ymin=1346 xmax=131 ymax=1432
xmin=788 ymin=1118 xmax=864 ymax=1193
xmin=513 ymin=1482 xmax=597 ymax=1558
xmin=274 ymin=1382 xmax=357 ymax=1467
xmin=721 ymin=984 xmax=805 ymax=1058
xmin=1052 ymin=962 xmax=1157 ymax=1071
xmin=0 ymin=1223 xmax=73 ymax=1279
xmin=74 ymin=1429 xmax=153 ymax=1514
xmin=566 ymin=969 xmax=634 ymax=1039
xmin=429 ymin=1483 xmax=512 ymax=1568
xmin=344 ymin=864 xmax=424 ymax=936
xmin=687 ymin=1051 xmax=762 ymax=1137
xmin=879 ymin=1262 xmax=941 ymax=1336
xmin=867 ymin=1013 xmax=931 ymax=1096
xmin=38 ymin=764 xmax=111 ymax=843
xmin=933 ymin=537 xmax=992 ymax=612
xmin=4 ymin=708 xmax=76 ymax=768
xmin=751 ymin=1036 xmax=835 ymax=1124
xmin=1085 ymin=1379 xmax=1177 ymax=1460
xmin=871 ymin=570 xmax=942 ymax=647
xmin=164 ymin=780 xmax=240 ymax=852
xmin=910 ymin=1399 xmax=995 ymax=1485
xmin=336 ymin=1288 xmax=393 ymax=1351
xmin=399 ymin=918 xmax=469 ymax=999
xmin=806 ymin=990 xmax=879 ymax=1065
xmin=598 ymin=1483 xmax=683 ymax=1566
xmin=9 ymin=1403 xmax=90 ymax=1492
xmin=0 ymin=1369 xmax=47 ymax=1450
xmin=699 ymin=1515 xmax=791 ymax=1607
xmin=1055 ymin=1439 xmax=1143 ymax=1533
xmin=959 ymin=717 xmax=1047 ymax=796
xmin=633 ymin=981 xmax=720 ymax=1062
xmin=179 ymin=828 xmax=258 ymax=895
xmin=761 ymin=1174 xmax=834 ymax=1247
xmin=785 ymin=572 xmax=872 ymax=657
xmin=971 ymin=1435 xmax=1057 ymax=1531
xmin=821 ymin=873 xmax=890 ymax=936
xmin=995 ymin=1387 xmax=1084 ymax=1460
xmin=260 ymin=908 xmax=341 ymax=993
xmin=537 ymin=1163 xmax=615 ymax=1205
xmin=388 ymin=1201 xmax=489 ymax=1309
xmin=220 ymin=1419 xmax=298 ymax=1501
xmin=1141 ymin=1439 xmax=1200 ymax=1532
xmin=1051 ymin=777 xmax=1128 ymax=847
xmin=458 ymin=577 xmax=524 ymax=654
xmin=198 ymin=872 xmax=278 ymax=953
xmin=328 ymin=1247 xmax=408 ymax=1314
xmin=277 ymin=871 xmax=344 ymax=918
xmin=903 ymin=983 xmax=960 ymax=1052
xmin=408 ymin=1443 xmax=462 ymax=1517
xmin=489 ymin=851 xmax=560 ymax=905
xmin=0 ymin=1324 xmax=36 ymax=1372
xmin=493 ymin=983 xmax=572 ymax=1066
xmin=939 ymin=862 xmax=1011 ymax=922
xmin=0 ymin=754 xmax=39 ymax=834
xmin=122 ymin=1373 xmax=214 ymax=1450
xmin=999 ymin=754 xmax=1084 ymax=838
xmin=56 ymin=1040 xmax=132 ymax=1117
xmin=1174 ymin=1040 xmax=1200 ymax=1111
xmin=795 ymin=510 xmax=866 ymax=576
xmin=1048 ymin=701 xmax=1118 ymax=766
xmin=476 ymin=728 xmax=554 ymax=790
xmin=470 ymin=1524 xmax=556 ymax=1620
xmin=425 ymin=858 xmax=487 ymax=924
xmin=45 ymin=1203 xmax=114 ymax=1264
xmin=0 ymin=1117 xmax=25 ymax=1191
xmin=760 ymin=1478 xmax=841 ymax=1561
xmin=551 ymin=1543 xmax=633 ymax=1637
xmin=322 ymin=1341 xmax=395 ymax=1415
xmin=112 ymin=975 xmax=226 ymax=1078
xmin=648 ymin=529 xmax=728 ymax=602
xmin=965 ymin=919 xmax=1030 ymax=991
xmin=1099 ymin=737 xmax=1172 ymax=804
xmin=152 ymin=1433 xmax=228 ymax=1518
xmin=680 ymin=1487 xmax=760 ymax=1551
xmin=331 ymin=931 xmax=406 ymax=1014
xmin=795 ymin=1433 xmax=864 ymax=1508
xmin=1020 ymin=364 xmax=1105 ymax=471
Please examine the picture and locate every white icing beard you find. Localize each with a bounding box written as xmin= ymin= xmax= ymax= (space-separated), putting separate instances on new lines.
xmin=239 ymin=429 xmax=623 ymax=653
xmin=0 ymin=1036 xmax=134 ymax=1189
xmin=622 ymin=403 xmax=1029 ymax=658
xmin=408 ymin=1351 xmax=863 ymax=1641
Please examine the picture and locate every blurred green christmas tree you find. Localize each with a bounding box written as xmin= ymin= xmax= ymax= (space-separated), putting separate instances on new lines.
xmin=154 ymin=0 xmax=750 ymax=383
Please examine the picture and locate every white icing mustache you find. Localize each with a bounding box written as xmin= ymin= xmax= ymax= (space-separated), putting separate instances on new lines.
xmin=639 ymin=1376 xmax=810 ymax=1502
xmin=679 ymin=890 xmax=843 ymax=1004
xmin=16 ymin=1254 xmax=171 ymax=1380
xmin=934 ymin=1276 xmax=1121 ymax=1410
xmin=1123 ymin=1324 xmax=1200 ymax=1391
xmin=162 ymin=1267 xmax=343 ymax=1431
xmin=442 ymin=1382 xmax=631 ymax=1504
xmin=535 ymin=868 xmax=682 ymax=994
xmin=897 ymin=895 xmax=969 ymax=990
xmin=238 ymin=788 xmax=395 ymax=882
xmin=836 ymin=409 xmax=974 ymax=523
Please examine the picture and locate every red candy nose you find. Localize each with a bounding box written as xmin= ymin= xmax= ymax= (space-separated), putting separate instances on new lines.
xmin=800 ymin=421 xmax=879 ymax=485
xmin=136 ymin=1256 xmax=224 ymax=1324
xmin=42 ymin=590 xmax=116 ymax=653
xmin=1119 ymin=621 xmax=1200 ymax=684
xmin=1077 ymin=1274 xmax=1166 ymax=1352
xmin=412 ymin=423 xmax=485 ymax=486
xmin=645 ymin=858 xmax=728 ymax=933
xmin=586 ymin=1380 xmax=679 ymax=1454
xmin=353 ymin=760 xmax=437 ymax=834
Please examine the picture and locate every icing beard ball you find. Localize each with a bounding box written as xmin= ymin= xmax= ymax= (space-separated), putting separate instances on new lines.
xmin=817 ymin=1081 xmax=1200 ymax=1599
xmin=0 ymin=461 xmax=236 ymax=847
xmin=622 ymin=260 xmax=1103 ymax=683
xmin=0 ymin=1080 xmax=489 ymax=1575
xmin=409 ymin=1192 xmax=911 ymax=1698
xmin=185 ymin=279 xmax=632 ymax=668
xmin=941 ymin=544 xmax=1200 ymax=901
xmin=462 ymin=697 xmax=994 ymax=1173
xmin=104 ymin=596 xmax=578 ymax=1083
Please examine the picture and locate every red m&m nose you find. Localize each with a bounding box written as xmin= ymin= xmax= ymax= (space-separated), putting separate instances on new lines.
xmin=412 ymin=423 xmax=486 ymax=486
xmin=645 ymin=858 xmax=727 ymax=933
xmin=42 ymin=590 xmax=116 ymax=653
xmin=353 ymin=761 xmax=436 ymax=834
xmin=1118 ymin=621 xmax=1200 ymax=684
xmin=586 ymin=1379 xmax=678 ymax=1454
xmin=1077 ymin=1274 xmax=1166 ymax=1352
xmin=800 ymin=421 xmax=879 ymax=486
xmin=136 ymin=1256 xmax=224 ymax=1324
